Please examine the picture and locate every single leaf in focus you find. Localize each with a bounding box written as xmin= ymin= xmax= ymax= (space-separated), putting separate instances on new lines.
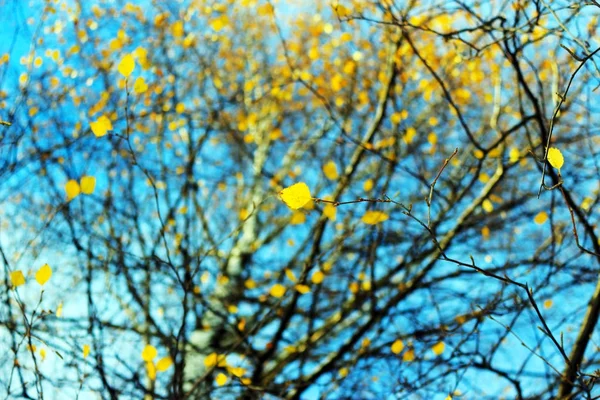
xmin=547 ymin=147 xmax=564 ymax=170
xmin=323 ymin=161 xmax=339 ymax=180
xmin=83 ymin=344 xmax=90 ymax=358
xmin=391 ymin=339 xmax=405 ymax=354
xmin=362 ymin=210 xmax=389 ymax=225
xmin=141 ymin=344 xmax=157 ymax=361
xmin=156 ymin=356 xmax=173 ymax=372
xmin=90 ymin=115 xmax=113 ymax=137
xmin=279 ymin=182 xmax=311 ymax=210
xmin=65 ymin=180 xmax=81 ymax=200
xmin=118 ymin=54 xmax=135 ymax=77
xmin=35 ymin=263 xmax=52 ymax=285
xmin=431 ymin=341 xmax=445 ymax=356
xmin=10 ymin=270 xmax=25 ymax=287
xmin=80 ymin=176 xmax=96 ymax=194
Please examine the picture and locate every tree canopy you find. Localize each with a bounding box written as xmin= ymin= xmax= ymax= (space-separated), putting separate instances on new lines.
xmin=2 ymin=0 xmax=600 ymax=399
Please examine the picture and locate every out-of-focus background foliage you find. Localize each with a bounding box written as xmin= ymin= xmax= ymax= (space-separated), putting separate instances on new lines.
xmin=1 ymin=0 xmax=600 ymax=398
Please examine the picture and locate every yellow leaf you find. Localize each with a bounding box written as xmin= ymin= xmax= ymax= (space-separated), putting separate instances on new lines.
xmin=534 ymin=211 xmax=548 ymax=224
xmin=338 ymin=367 xmax=349 ymax=377
xmin=311 ymin=270 xmax=324 ymax=284
xmin=279 ymin=182 xmax=311 ymax=210
xmin=10 ymin=270 xmax=25 ymax=287
xmin=118 ymin=53 xmax=135 ymax=77
xmin=295 ymin=284 xmax=310 ymax=294
xmin=509 ymin=147 xmax=520 ymax=163
xmin=323 ymin=161 xmax=339 ymax=180
xmin=141 ymin=344 xmax=157 ymax=362
xmin=215 ymin=372 xmax=228 ymax=386
xmin=204 ymin=352 xmax=218 ymax=368
xmin=482 ymin=199 xmax=493 ymax=213
xmin=544 ymin=299 xmax=553 ymax=309
xmin=270 ymin=283 xmax=286 ymax=298
xmin=80 ymin=176 xmax=96 ymax=195
xmin=445 ymin=396 xmax=453 ymax=400
xmin=133 ymin=77 xmax=148 ymax=94
xmin=90 ymin=115 xmax=113 ymax=137
xmin=156 ymin=356 xmax=173 ymax=372
xmin=285 ymin=269 xmax=297 ymax=282
xmin=290 ymin=211 xmax=306 ymax=225
xmin=363 ymin=179 xmax=373 ymax=192
xmin=39 ymin=348 xmax=46 ymax=361
xmin=323 ymin=204 xmax=337 ymax=221
xmin=431 ymin=341 xmax=445 ymax=356
xmin=402 ymin=348 xmax=415 ymax=362
xmin=146 ymin=361 xmax=156 ymax=380
xmin=481 ymin=226 xmax=490 ymax=240
xmin=362 ymin=210 xmax=388 ymax=225
xmin=35 ymin=263 xmax=52 ymax=285
xmin=65 ymin=179 xmax=81 ymax=200
xmin=83 ymin=344 xmax=90 ymax=358
xmin=547 ymin=147 xmax=564 ymax=170
xmin=391 ymin=339 xmax=404 ymax=354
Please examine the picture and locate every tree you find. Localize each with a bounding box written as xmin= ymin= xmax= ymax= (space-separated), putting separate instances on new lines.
xmin=2 ymin=0 xmax=600 ymax=398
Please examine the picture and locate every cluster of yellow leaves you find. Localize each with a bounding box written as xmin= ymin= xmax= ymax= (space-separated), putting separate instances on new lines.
xmin=141 ymin=344 xmax=173 ymax=380
xmin=10 ymin=264 xmax=52 ymax=288
xmin=65 ymin=176 xmax=96 ymax=201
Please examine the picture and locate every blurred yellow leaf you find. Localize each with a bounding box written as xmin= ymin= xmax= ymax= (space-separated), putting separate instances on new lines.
xmin=534 ymin=211 xmax=548 ymax=224
xmin=83 ymin=344 xmax=90 ymax=358
xmin=270 ymin=283 xmax=286 ymax=298
xmin=156 ymin=356 xmax=173 ymax=372
xmin=323 ymin=204 xmax=337 ymax=221
xmin=402 ymin=348 xmax=415 ymax=362
xmin=133 ymin=77 xmax=148 ymax=94
xmin=80 ymin=176 xmax=96 ymax=195
xmin=362 ymin=210 xmax=388 ymax=225
xmin=65 ymin=180 xmax=81 ymax=200
xmin=141 ymin=344 xmax=157 ymax=361
xmin=280 ymin=182 xmax=311 ymax=210
xmin=10 ymin=270 xmax=25 ymax=287
xmin=311 ymin=270 xmax=324 ymax=284
xmin=391 ymin=339 xmax=404 ymax=354
xmin=482 ymin=199 xmax=493 ymax=213
xmin=295 ymin=284 xmax=310 ymax=294
xmin=35 ymin=263 xmax=52 ymax=285
xmin=118 ymin=53 xmax=135 ymax=77
xmin=146 ymin=361 xmax=156 ymax=380
xmin=363 ymin=179 xmax=373 ymax=192
xmin=547 ymin=147 xmax=564 ymax=170
xmin=431 ymin=341 xmax=445 ymax=356
xmin=290 ymin=211 xmax=306 ymax=225
xmin=544 ymin=299 xmax=553 ymax=309
xmin=215 ymin=372 xmax=228 ymax=386
xmin=323 ymin=161 xmax=339 ymax=180
xmin=90 ymin=115 xmax=113 ymax=137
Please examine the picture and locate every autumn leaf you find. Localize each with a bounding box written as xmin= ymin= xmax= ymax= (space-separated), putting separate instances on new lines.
xmin=83 ymin=344 xmax=90 ymax=358
xmin=118 ymin=53 xmax=135 ymax=77
xmin=534 ymin=211 xmax=548 ymax=224
xmin=279 ymin=182 xmax=311 ymax=210
xmin=35 ymin=263 xmax=52 ymax=285
xmin=133 ymin=77 xmax=148 ymax=94
xmin=270 ymin=283 xmax=286 ymax=298
xmin=311 ymin=270 xmax=324 ymax=284
xmin=90 ymin=115 xmax=113 ymax=137
xmin=156 ymin=356 xmax=173 ymax=372
xmin=547 ymin=147 xmax=564 ymax=170
xmin=141 ymin=344 xmax=157 ymax=361
xmin=65 ymin=179 xmax=81 ymax=200
xmin=10 ymin=270 xmax=25 ymax=287
xmin=215 ymin=372 xmax=228 ymax=386
xmin=391 ymin=339 xmax=404 ymax=354
xmin=323 ymin=160 xmax=339 ymax=180
xmin=362 ymin=210 xmax=388 ymax=225
xmin=80 ymin=176 xmax=96 ymax=194
xmin=431 ymin=341 xmax=445 ymax=356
